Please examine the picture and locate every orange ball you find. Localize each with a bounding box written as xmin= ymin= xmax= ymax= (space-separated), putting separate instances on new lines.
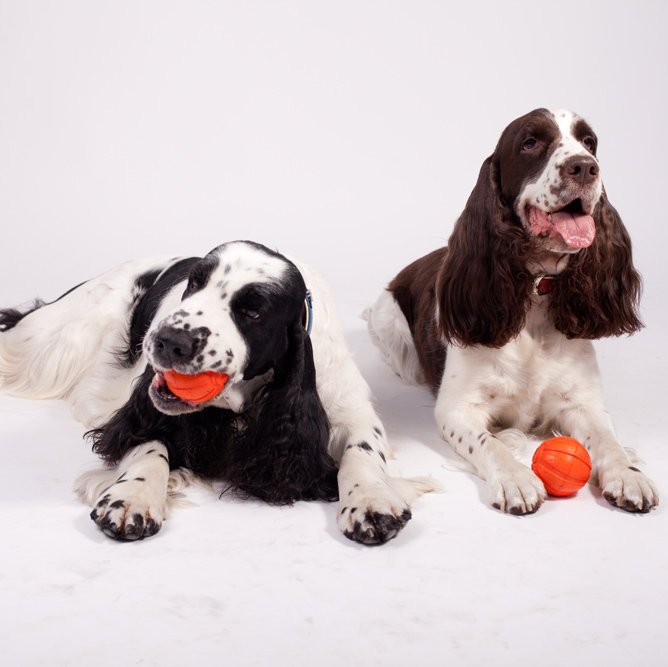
xmin=531 ymin=436 xmax=592 ymax=497
xmin=163 ymin=370 xmax=228 ymax=403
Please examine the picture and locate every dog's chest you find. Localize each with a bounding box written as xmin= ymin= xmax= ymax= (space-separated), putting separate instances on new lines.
xmin=454 ymin=306 xmax=579 ymax=430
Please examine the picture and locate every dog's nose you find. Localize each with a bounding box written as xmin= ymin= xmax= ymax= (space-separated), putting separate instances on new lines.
xmin=562 ymin=155 xmax=599 ymax=186
xmin=152 ymin=327 xmax=197 ymax=366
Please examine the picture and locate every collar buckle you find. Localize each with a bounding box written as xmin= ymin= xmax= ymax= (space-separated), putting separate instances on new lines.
xmin=303 ymin=289 xmax=313 ymax=336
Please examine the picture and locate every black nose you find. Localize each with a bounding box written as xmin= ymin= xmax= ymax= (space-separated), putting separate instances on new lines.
xmin=152 ymin=328 xmax=197 ymax=367
xmin=562 ymin=155 xmax=599 ymax=186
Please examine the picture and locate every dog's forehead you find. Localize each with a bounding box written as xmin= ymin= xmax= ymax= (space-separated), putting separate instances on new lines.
xmin=210 ymin=242 xmax=288 ymax=286
xmin=547 ymin=109 xmax=592 ymax=154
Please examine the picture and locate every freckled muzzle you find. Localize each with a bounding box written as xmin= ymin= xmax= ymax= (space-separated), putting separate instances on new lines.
xmin=147 ymin=325 xmax=212 ymax=371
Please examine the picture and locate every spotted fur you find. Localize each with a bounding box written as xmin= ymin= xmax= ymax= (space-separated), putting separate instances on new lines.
xmin=366 ymin=109 xmax=657 ymax=515
xmin=1 ymin=241 xmax=434 ymax=544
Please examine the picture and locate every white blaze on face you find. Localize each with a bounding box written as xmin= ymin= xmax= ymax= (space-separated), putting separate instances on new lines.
xmin=517 ymin=109 xmax=602 ymax=252
xmin=145 ymin=242 xmax=288 ymax=380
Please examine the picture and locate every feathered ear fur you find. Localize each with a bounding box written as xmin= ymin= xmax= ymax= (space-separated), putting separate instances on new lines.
xmin=86 ymin=368 xmax=238 ymax=475
xmin=225 ymin=320 xmax=338 ymax=504
xmin=437 ymin=157 xmax=533 ymax=346
xmin=550 ymin=190 xmax=643 ymax=338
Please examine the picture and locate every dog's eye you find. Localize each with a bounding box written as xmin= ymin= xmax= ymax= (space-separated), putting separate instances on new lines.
xmin=183 ymin=277 xmax=202 ymax=297
xmin=582 ymin=136 xmax=596 ymax=152
xmin=240 ymin=308 xmax=260 ymax=320
xmin=522 ymin=137 xmax=537 ymax=151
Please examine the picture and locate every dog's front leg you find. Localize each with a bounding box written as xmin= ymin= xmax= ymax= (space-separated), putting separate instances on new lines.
xmin=333 ymin=422 xmax=434 ymax=545
xmin=557 ymin=404 xmax=658 ymax=512
xmin=434 ymin=390 xmax=546 ymax=515
xmin=76 ymin=441 xmax=171 ymax=540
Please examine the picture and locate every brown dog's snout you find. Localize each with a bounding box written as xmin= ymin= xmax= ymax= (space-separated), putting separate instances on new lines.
xmin=562 ymin=155 xmax=599 ymax=187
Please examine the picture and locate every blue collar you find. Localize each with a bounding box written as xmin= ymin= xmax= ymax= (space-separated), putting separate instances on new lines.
xmin=303 ymin=289 xmax=313 ymax=336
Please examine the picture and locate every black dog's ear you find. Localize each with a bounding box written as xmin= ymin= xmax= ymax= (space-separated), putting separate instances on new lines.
xmin=550 ymin=189 xmax=643 ymax=338
xmin=436 ymin=157 xmax=533 ymax=347
xmin=226 ymin=320 xmax=338 ymax=504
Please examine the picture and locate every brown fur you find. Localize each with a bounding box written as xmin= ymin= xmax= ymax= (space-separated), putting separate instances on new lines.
xmin=389 ymin=110 xmax=642 ymax=391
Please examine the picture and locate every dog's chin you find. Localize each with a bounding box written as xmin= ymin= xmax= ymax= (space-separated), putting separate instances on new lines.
xmin=148 ymin=368 xmax=274 ymax=416
xmin=148 ymin=371 xmax=218 ymax=415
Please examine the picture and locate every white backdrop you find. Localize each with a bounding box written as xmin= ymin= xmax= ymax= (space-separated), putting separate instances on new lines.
xmin=2 ymin=1 xmax=667 ymax=327
xmin=1 ymin=2 xmax=667 ymax=666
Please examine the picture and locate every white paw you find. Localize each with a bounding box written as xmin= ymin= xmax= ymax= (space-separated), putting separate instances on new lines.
xmin=90 ymin=476 xmax=166 ymax=540
xmin=337 ymin=478 xmax=423 ymax=545
xmin=488 ymin=462 xmax=547 ymax=515
xmin=600 ymin=465 xmax=659 ymax=513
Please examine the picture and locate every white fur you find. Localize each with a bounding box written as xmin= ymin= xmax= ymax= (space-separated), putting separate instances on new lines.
xmin=1 ymin=243 xmax=434 ymax=542
xmin=75 ymin=442 xmax=172 ymax=540
xmin=296 ymin=259 xmax=436 ymax=540
xmin=362 ymin=289 xmax=425 ymax=386
xmin=517 ymin=108 xmax=603 ymax=225
xmin=368 ymin=288 xmax=658 ymax=514
xmin=366 ymin=109 xmax=658 ymax=514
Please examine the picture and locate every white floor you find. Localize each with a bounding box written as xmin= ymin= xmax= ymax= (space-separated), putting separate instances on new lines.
xmin=1 ymin=321 xmax=666 ymax=667
xmin=2 ymin=2 xmax=667 ymax=664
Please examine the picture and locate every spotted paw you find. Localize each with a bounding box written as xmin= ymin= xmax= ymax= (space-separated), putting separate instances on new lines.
xmin=600 ymin=465 xmax=658 ymax=513
xmin=488 ymin=462 xmax=547 ymax=515
xmin=90 ymin=479 xmax=166 ymax=541
xmin=338 ymin=481 xmax=413 ymax=545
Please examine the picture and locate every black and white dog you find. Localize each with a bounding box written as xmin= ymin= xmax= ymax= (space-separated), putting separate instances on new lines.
xmin=0 ymin=240 xmax=432 ymax=543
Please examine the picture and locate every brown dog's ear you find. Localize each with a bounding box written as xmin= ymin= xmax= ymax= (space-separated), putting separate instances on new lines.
xmin=437 ymin=157 xmax=533 ymax=347
xmin=550 ymin=190 xmax=643 ymax=339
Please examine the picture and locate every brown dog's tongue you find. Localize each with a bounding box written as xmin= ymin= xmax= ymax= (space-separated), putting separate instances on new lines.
xmin=551 ymin=211 xmax=596 ymax=248
xmin=528 ymin=207 xmax=596 ymax=249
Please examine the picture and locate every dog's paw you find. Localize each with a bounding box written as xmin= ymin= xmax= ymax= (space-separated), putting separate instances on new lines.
xmin=488 ymin=462 xmax=547 ymax=515
xmin=90 ymin=479 xmax=166 ymax=541
xmin=338 ymin=481 xmax=414 ymax=545
xmin=600 ymin=465 xmax=658 ymax=513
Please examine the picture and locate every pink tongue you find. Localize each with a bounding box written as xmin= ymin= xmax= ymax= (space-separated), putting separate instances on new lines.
xmin=551 ymin=211 xmax=596 ymax=248
xmin=528 ymin=207 xmax=595 ymax=249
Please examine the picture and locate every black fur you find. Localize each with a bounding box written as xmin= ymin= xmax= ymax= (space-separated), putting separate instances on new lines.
xmin=123 ymin=258 xmax=200 ymax=367
xmin=88 ymin=244 xmax=338 ymax=504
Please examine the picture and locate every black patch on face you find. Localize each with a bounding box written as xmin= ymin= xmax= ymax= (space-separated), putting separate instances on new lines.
xmin=182 ymin=252 xmax=221 ymax=300
xmin=122 ymin=258 xmax=200 ymax=367
xmin=357 ymin=442 xmax=373 ymax=452
xmin=87 ymin=242 xmax=338 ymax=506
xmin=230 ymin=264 xmax=306 ymax=381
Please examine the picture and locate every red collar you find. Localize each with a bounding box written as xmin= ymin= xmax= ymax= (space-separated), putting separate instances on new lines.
xmin=533 ymin=275 xmax=554 ymax=296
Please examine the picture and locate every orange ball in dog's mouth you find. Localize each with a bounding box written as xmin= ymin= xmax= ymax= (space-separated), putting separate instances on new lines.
xmin=163 ymin=370 xmax=229 ymax=403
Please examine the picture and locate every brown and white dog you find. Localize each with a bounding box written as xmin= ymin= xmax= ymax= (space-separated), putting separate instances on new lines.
xmin=366 ymin=108 xmax=658 ymax=515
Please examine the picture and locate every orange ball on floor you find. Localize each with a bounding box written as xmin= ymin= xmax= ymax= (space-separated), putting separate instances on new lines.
xmin=163 ymin=370 xmax=228 ymax=403
xmin=531 ymin=436 xmax=592 ymax=497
